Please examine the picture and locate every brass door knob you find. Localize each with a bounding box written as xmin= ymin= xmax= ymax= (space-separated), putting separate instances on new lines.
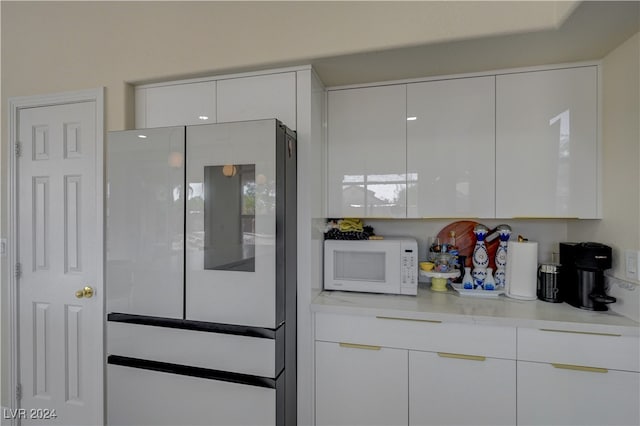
xmin=75 ymin=286 xmax=94 ymax=299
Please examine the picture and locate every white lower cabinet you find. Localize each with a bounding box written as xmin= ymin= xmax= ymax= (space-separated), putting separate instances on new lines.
xmin=409 ymin=351 xmax=516 ymax=426
xmin=517 ymin=361 xmax=639 ymax=426
xmin=314 ymin=313 xmax=516 ymax=426
xmin=315 ymin=341 xmax=408 ymax=426
xmin=516 ymin=327 xmax=640 ymax=426
xmin=314 ymin=311 xmax=638 ymax=426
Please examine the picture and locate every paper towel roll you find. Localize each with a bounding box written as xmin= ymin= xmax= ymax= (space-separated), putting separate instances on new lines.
xmin=505 ymin=241 xmax=538 ymax=300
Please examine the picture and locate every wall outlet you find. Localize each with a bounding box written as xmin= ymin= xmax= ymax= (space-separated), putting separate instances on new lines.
xmin=624 ymin=249 xmax=640 ymax=281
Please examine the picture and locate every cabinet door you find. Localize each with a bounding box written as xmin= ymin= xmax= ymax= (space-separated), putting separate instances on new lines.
xmin=409 ymin=351 xmax=516 ymax=426
xmin=139 ymin=81 xmax=216 ymax=128
xmin=407 ymin=76 xmax=495 ymax=218
xmin=517 ymin=361 xmax=639 ymax=426
xmin=217 ymin=72 xmax=296 ymax=130
xmin=496 ymin=66 xmax=599 ymax=218
xmin=327 ymin=85 xmax=407 ymax=218
xmin=315 ymin=341 xmax=408 ymax=426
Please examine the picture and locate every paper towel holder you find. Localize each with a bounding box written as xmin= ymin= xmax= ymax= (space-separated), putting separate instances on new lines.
xmin=505 ymin=240 xmax=538 ymax=301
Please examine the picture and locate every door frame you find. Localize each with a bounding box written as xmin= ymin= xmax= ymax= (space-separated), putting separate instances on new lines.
xmin=7 ymin=88 xmax=105 ymax=425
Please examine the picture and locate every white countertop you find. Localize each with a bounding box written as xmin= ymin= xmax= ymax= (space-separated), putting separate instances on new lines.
xmin=311 ymin=284 xmax=640 ymax=336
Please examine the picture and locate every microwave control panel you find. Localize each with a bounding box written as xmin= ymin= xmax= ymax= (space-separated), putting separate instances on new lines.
xmin=401 ymin=241 xmax=418 ymax=295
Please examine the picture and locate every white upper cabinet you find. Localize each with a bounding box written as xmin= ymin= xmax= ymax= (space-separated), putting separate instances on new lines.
xmin=327 ymin=85 xmax=407 ymax=218
xmin=216 ymin=72 xmax=296 ymax=130
xmin=137 ymin=81 xmax=216 ymax=129
xmin=496 ymin=66 xmax=599 ymax=218
xmin=406 ymin=76 xmax=495 ymax=218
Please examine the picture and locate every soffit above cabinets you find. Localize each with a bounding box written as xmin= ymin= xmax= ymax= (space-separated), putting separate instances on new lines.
xmin=311 ymin=1 xmax=639 ymax=87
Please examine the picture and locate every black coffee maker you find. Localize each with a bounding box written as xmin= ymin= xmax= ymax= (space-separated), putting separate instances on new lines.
xmin=559 ymin=242 xmax=616 ymax=311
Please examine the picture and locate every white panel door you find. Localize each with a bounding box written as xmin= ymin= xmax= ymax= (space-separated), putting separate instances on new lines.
xmin=327 ymin=85 xmax=407 ymax=218
xmin=18 ymin=102 xmax=102 ymax=425
xmin=407 ymin=76 xmax=495 ymax=218
xmin=106 ymin=127 xmax=185 ymax=318
xmin=496 ymin=66 xmax=599 ymax=218
xmin=185 ymin=120 xmax=278 ymax=327
xmin=140 ymin=81 xmax=216 ymax=128
xmin=217 ymin=72 xmax=297 ymax=130
xmin=315 ymin=341 xmax=408 ymax=426
xmin=409 ymin=351 xmax=516 ymax=425
xmin=518 ymin=361 xmax=639 ymax=426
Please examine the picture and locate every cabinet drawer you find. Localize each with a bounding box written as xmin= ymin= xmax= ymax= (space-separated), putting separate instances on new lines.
xmin=517 ymin=327 xmax=640 ymax=371
xmin=517 ymin=361 xmax=639 ymax=426
xmin=315 ymin=312 xmax=515 ymax=359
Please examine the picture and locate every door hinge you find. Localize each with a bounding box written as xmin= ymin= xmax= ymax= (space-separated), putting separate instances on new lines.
xmin=15 ymin=142 xmax=22 ymax=157
xmin=15 ymin=262 xmax=22 ymax=279
xmin=16 ymin=383 xmax=22 ymax=401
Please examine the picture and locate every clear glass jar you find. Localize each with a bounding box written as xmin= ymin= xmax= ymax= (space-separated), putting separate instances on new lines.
xmin=435 ymin=253 xmax=452 ymax=272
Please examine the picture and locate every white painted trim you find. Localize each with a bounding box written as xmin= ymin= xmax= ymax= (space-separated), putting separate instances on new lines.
xmin=7 ymin=88 xmax=105 ymax=426
xmin=135 ymin=64 xmax=313 ymax=89
xmin=295 ymin=69 xmax=312 ymax=426
xmin=596 ymin=63 xmax=604 ymax=219
xmin=325 ymin=60 xmax=603 ymax=91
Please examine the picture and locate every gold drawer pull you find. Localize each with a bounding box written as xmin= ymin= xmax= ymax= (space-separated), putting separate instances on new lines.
xmin=512 ymin=216 xmax=580 ymax=219
xmin=551 ymin=363 xmax=608 ymax=373
xmin=376 ymin=316 xmax=442 ymax=324
xmin=339 ymin=342 xmax=381 ymax=351
xmin=540 ymin=329 xmax=621 ymax=337
xmin=438 ymin=352 xmax=486 ymax=362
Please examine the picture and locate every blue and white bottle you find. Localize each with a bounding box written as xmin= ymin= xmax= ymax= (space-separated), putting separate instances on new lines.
xmin=494 ymin=225 xmax=512 ymax=288
xmin=472 ymin=224 xmax=489 ymax=289
xmin=462 ymin=267 xmax=474 ymax=290
xmin=484 ymin=267 xmax=497 ymax=291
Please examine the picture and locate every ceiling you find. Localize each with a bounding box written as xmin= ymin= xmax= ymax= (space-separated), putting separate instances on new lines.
xmin=311 ymin=1 xmax=640 ymax=87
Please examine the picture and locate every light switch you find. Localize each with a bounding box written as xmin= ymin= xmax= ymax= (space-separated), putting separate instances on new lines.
xmin=0 ymin=238 xmax=6 ymax=257
xmin=625 ymin=250 xmax=639 ymax=281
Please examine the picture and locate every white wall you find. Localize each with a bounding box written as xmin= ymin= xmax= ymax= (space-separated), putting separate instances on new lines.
xmin=1 ymin=1 xmax=577 ymax=131
xmin=567 ymin=33 xmax=640 ymax=278
xmin=567 ymin=32 xmax=640 ymax=321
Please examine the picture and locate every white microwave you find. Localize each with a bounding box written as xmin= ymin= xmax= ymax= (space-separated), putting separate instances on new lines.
xmin=324 ymin=238 xmax=418 ymax=295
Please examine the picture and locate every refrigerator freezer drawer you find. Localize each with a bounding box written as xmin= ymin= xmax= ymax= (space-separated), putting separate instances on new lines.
xmin=107 ymin=363 xmax=281 ymax=426
xmin=107 ymin=317 xmax=284 ymax=378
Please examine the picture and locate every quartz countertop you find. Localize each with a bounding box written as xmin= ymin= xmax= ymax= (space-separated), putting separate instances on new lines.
xmin=311 ymin=284 xmax=639 ymax=336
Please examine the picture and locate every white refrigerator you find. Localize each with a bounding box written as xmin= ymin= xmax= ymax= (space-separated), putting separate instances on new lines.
xmin=106 ymin=119 xmax=297 ymax=425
